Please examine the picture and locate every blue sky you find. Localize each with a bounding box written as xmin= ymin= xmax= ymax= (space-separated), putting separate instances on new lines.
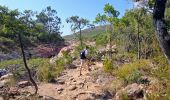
xmin=0 ymin=0 xmax=133 ymax=36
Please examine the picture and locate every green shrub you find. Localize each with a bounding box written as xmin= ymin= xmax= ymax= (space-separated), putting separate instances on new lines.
xmin=37 ymin=62 xmax=63 ymax=82
xmin=0 ymin=59 xmax=23 ymax=68
xmin=62 ymin=51 xmax=73 ymax=66
xmin=126 ymin=69 xmax=141 ymax=84
xmin=115 ymin=59 xmax=151 ymax=82
xmin=37 ymin=57 xmax=67 ymax=82
xmin=103 ymin=57 xmax=113 ymax=73
xmin=0 ymin=37 xmax=16 ymax=53
xmin=28 ymin=58 xmax=48 ymax=68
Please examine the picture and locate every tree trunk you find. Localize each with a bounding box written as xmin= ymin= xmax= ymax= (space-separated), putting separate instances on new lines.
xmin=109 ymin=25 xmax=112 ymax=59
xmin=79 ymin=28 xmax=83 ymax=47
xmin=153 ymin=0 xmax=170 ymax=64
xmin=18 ymin=33 xmax=38 ymax=94
xmin=137 ymin=17 xmax=141 ymax=60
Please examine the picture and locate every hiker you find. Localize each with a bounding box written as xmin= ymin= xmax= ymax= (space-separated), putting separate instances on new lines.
xmin=79 ymin=46 xmax=90 ymax=76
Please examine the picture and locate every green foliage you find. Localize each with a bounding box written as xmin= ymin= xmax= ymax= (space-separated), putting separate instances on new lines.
xmin=95 ymin=33 xmax=107 ymax=46
xmin=0 ymin=5 xmax=64 ymax=53
xmin=126 ymin=69 xmax=141 ymax=83
xmin=0 ymin=58 xmax=48 ymax=69
xmin=73 ymin=43 xmax=85 ymax=58
xmin=0 ymin=59 xmax=23 ymax=68
xmin=0 ymin=58 xmax=48 ymax=81
xmin=115 ymin=59 xmax=151 ymax=83
xmin=104 ymin=3 xmax=120 ymax=18
xmin=37 ymin=63 xmax=57 ymax=82
xmin=28 ymin=58 xmax=49 ymax=68
xmin=103 ymin=57 xmax=113 ymax=73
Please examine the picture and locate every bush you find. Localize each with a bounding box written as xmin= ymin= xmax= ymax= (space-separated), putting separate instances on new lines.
xmin=126 ymin=69 xmax=141 ymax=84
xmin=37 ymin=58 xmax=64 ymax=82
xmin=103 ymin=57 xmax=113 ymax=73
xmin=0 ymin=59 xmax=22 ymax=69
xmin=28 ymin=58 xmax=48 ymax=68
xmin=37 ymin=63 xmax=58 ymax=82
xmin=0 ymin=58 xmax=49 ymax=81
xmin=37 ymin=55 xmax=72 ymax=82
xmin=115 ymin=59 xmax=151 ymax=83
xmin=0 ymin=37 xmax=16 ymax=53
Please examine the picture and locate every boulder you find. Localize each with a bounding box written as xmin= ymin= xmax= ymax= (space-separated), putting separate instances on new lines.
xmin=68 ymin=85 xmax=77 ymax=91
xmin=114 ymin=83 xmax=144 ymax=100
xmin=57 ymin=46 xmax=72 ymax=58
xmin=56 ymin=79 xmax=65 ymax=85
xmin=0 ymin=82 xmax=5 ymax=88
xmin=18 ymin=81 xmax=31 ymax=88
xmin=49 ymin=46 xmax=73 ymax=65
xmin=56 ymin=87 xmax=64 ymax=94
xmin=73 ymin=91 xmax=112 ymax=100
xmin=0 ymin=73 xmax=13 ymax=80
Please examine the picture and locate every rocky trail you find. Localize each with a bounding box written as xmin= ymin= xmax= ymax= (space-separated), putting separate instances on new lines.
xmin=18 ymin=60 xmax=114 ymax=100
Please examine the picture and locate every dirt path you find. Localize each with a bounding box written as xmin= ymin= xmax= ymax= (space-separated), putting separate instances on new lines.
xmin=22 ymin=61 xmax=113 ymax=100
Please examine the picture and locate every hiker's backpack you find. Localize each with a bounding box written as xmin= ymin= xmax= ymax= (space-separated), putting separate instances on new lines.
xmin=80 ymin=50 xmax=85 ymax=56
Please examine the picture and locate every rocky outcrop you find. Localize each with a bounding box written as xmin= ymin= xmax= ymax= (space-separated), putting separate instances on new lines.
xmin=49 ymin=45 xmax=73 ymax=64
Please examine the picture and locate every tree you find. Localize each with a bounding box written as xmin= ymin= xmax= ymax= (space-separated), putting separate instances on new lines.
xmin=36 ymin=6 xmax=61 ymax=43
xmin=134 ymin=0 xmax=170 ymax=63
xmin=153 ymin=0 xmax=170 ymax=63
xmin=66 ymin=16 xmax=89 ymax=47
xmin=1 ymin=7 xmax=38 ymax=95
xmin=94 ymin=3 xmax=120 ymax=58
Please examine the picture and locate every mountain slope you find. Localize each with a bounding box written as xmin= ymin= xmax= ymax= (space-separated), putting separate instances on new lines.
xmin=63 ymin=26 xmax=106 ymax=41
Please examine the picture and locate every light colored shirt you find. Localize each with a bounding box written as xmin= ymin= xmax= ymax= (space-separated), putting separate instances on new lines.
xmin=84 ymin=49 xmax=88 ymax=55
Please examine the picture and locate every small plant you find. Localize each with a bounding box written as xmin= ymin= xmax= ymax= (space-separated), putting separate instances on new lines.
xmin=126 ymin=69 xmax=141 ymax=84
xmin=103 ymin=57 xmax=113 ymax=73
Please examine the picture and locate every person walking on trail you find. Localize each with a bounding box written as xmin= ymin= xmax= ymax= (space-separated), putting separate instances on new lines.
xmin=79 ymin=46 xmax=90 ymax=76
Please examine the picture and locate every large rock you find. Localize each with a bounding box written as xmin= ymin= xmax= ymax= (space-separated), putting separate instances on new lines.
xmin=0 ymin=73 xmax=13 ymax=81
xmin=68 ymin=85 xmax=77 ymax=91
xmin=49 ymin=46 xmax=73 ymax=64
xmin=0 ymin=82 xmax=5 ymax=88
xmin=57 ymin=46 xmax=73 ymax=58
xmin=18 ymin=81 xmax=31 ymax=88
xmin=114 ymin=83 xmax=144 ymax=100
xmin=73 ymin=91 xmax=112 ymax=100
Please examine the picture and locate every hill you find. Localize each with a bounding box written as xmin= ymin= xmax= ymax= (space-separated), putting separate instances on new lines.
xmin=63 ymin=25 xmax=106 ymax=41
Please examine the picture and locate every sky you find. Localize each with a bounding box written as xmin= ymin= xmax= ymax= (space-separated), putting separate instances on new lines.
xmin=0 ymin=0 xmax=133 ymax=36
